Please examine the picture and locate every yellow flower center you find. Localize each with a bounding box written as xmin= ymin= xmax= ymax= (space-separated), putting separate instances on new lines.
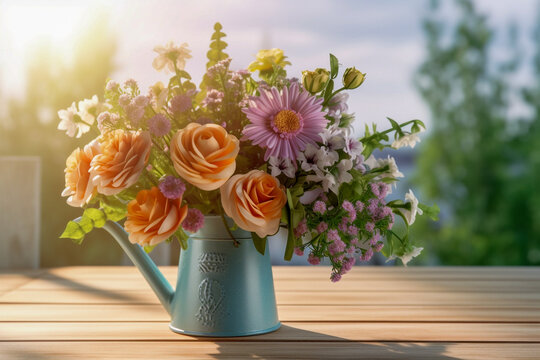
xmin=273 ymin=110 xmax=300 ymax=134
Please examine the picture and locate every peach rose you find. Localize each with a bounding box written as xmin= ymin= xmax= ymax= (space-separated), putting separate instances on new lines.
xmin=90 ymin=130 xmax=152 ymax=196
xmin=221 ymin=170 xmax=287 ymax=237
xmin=124 ymin=186 xmax=188 ymax=246
xmin=170 ymin=123 xmax=239 ymax=191
xmin=61 ymin=140 xmax=101 ymax=207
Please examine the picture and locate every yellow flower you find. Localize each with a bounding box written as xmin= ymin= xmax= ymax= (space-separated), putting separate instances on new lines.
xmin=248 ymin=48 xmax=291 ymax=73
xmin=302 ymin=68 xmax=330 ymax=93
xmin=342 ymin=67 xmax=366 ymax=89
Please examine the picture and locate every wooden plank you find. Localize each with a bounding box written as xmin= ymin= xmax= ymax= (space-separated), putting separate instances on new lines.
xmin=14 ymin=277 xmax=540 ymax=293
xmin=2 ymin=304 xmax=540 ymax=322
xmin=1 ymin=322 xmax=539 ymax=342
xmin=0 ymin=274 xmax=42 ymax=292
xmin=42 ymin=266 xmax=540 ymax=281
xmin=2 ymin=288 xmax=540 ymax=306
xmin=0 ymin=157 xmax=41 ymax=269
xmin=0 ymin=342 xmax=539 ymax=360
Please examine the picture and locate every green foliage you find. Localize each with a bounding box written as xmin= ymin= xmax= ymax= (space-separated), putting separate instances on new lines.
xmin=60 ymin=207 xmax=119 ymax=244
xmin=412 ymin=0 xmax=538 ymax=265
xmin=251 ymin=232 xmax=267 ymax=256
xmin=206 ymin=22 xmax=229 ymax=69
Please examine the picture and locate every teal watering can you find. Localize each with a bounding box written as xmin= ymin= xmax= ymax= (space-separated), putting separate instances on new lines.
xmin=101 ymin=216 xmax=280 ymax=337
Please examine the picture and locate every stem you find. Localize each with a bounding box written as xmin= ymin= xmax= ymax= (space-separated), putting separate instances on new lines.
xmin=360 ymin=120 xmax=418 ymax=143
xmin=218 ymin=200 xmax=239 ymax=247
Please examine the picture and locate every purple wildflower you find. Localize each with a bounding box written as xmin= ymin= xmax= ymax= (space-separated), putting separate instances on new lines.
xmin=365 ymin=222 xmax=375 ymax=232
xmin=330 ymin=272 xmax=342 ymax=282
xmin=313 ymin=200 xmax=326 ymax=214
xmin=347 ymin=225 xmax=358 ymax=236
xmin=374 ymin=242 xmax=384 ymax=252
xmin=316 ymin=222 xmax=328 ymax=234
xmin=294 ymin=247 xmax=304 ymax=256
xmin=307 ymin=253 xmax=321 ymax=265
xmin=148 ymin=114 xmax=171 ymax=136
xmin=294 ymin=218 xmax=308 ymax=238
xmin=342 ymin=200 xmax=354 ymax=214
xmin=182 ymin=208 xmax=205 ymax=233
xmin=327 ymin=229 xmax=340 ymax=242
xmin=170 ymin=94 xmax=192 ymax=113
xmin=355 ymin=201 xmax=364 ymax=212
xmin=158 ymin=176 xmax=186 ymax=199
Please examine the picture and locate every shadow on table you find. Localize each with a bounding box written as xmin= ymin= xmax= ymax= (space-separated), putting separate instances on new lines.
xmin=209 ymin=324 xmax=459 ymax=360
xmin=13 ymin=270 xmax=141 ymax=303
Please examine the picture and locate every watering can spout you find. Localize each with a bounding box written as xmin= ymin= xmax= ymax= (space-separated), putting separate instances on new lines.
xmin=102 ymin=221 xmax=175 ymax=315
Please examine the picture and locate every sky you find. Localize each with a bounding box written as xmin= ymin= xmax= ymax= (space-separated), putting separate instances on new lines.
xmin=0 ymin=0 xmax=538 ymax=134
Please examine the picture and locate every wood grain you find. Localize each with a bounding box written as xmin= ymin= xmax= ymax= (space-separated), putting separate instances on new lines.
xmin=1 ymin=342 xmax=539 ymax=360
xmin=1 ymin=266 xmax=539 ymax=359
xmin=1 ymin=322 xmax=539 ymax=342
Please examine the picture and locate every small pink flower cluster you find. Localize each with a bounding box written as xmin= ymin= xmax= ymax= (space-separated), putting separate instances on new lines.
xmin=297 ymin=181 xmax=394 ymax=282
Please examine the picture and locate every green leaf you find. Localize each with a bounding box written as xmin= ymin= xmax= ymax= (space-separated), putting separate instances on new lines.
xmin=251 ymin=232 xmax=267 ymax=256
xmin=100 ymin=199 xmax=127 ymax=222
xmin=83 ymin=208 xmax=106 ymax=228
xmin=284 ymin=220 xmax=295 ymax=261
xmin=176 ymin=70 xmax=192 ymax=80
xmin=143 ymin=245 xmax=156 ymax=253
xmin=176 ymin=228 xmax=189 ymax=250
xmin=324 ymin=79 xmax=334 ymax=102
xmin=60 ymin=221 xmax=86 ymax=244
xmin=78 ymin=215 xmax=94 ymax=234
xmin=329 ymin=54 xmax=339 ymax=79
xmin=418 ymin=202 xmax=440 ymax=221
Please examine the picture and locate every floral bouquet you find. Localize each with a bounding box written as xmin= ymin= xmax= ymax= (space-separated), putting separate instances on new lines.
xmin=59 ymin=23 xmax=438 ymax=281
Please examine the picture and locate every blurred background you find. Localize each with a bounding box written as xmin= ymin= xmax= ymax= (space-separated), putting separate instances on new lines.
xmin=0 ymin=0 xmax=539 ymax=267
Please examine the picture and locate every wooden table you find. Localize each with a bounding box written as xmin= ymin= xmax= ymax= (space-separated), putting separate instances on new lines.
xmin=1 ymin=267 xmax=539 ymax=359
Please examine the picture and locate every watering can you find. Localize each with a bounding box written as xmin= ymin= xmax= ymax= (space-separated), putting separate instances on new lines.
xmin=101 ymin=215 xmax=280 ymax=337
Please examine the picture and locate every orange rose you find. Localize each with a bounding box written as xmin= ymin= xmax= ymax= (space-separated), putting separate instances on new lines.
xmin=62 ymin=140 xmax=101 ymax=207
xmin=220 ymin=170 xmax=287 ymax=237
xmin=124 ymin=187 xmax=188 ymax=246
xmin=170 ymin=123 xmax=239 ymax=191
xmin=90 ymin=130 xmax=152 ymax=196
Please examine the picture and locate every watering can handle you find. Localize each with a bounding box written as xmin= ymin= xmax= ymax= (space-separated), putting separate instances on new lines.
xmin=101 ymin=221 xmax=175 ymax=315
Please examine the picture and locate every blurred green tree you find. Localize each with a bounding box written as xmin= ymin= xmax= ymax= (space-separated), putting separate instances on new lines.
xmin=0 ymin=11 xmax=122 ymax=266
xmin=412 ymin=0 xmax=533 ymax=264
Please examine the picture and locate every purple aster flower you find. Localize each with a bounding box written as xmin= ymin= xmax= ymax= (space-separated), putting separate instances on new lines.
xmin=294 ymin=247 xmax=304 ymax=256
xmin=182 ymin=208 xmax=205 ymax=233
xmin=374 ymin=242 xmax=384 ymax=252
xmin=313 ymin=200 xmax=326 ymax=214
xmin=347 ymin=225 xmax=358 ymax=236
xmin=242 ymin=82 xmax=328 ymax=161
xmin=148 ymin=114 xmax=171 ymax=136
xmin=158 ymin=176 xmax=186 ymax=199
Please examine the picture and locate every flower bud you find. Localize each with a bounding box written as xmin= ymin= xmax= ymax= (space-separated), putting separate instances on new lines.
xmin=342 ymin=67 xmax=365 ymax=89
xmin=302 ymin=68 xmax=330 ymax=93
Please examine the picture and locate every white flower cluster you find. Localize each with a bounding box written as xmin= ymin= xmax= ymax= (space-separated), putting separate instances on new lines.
xmin=57 ymin=95 xmax=104 ymax=138
xmin=298 ymin=124 xmax=364 ymax=194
